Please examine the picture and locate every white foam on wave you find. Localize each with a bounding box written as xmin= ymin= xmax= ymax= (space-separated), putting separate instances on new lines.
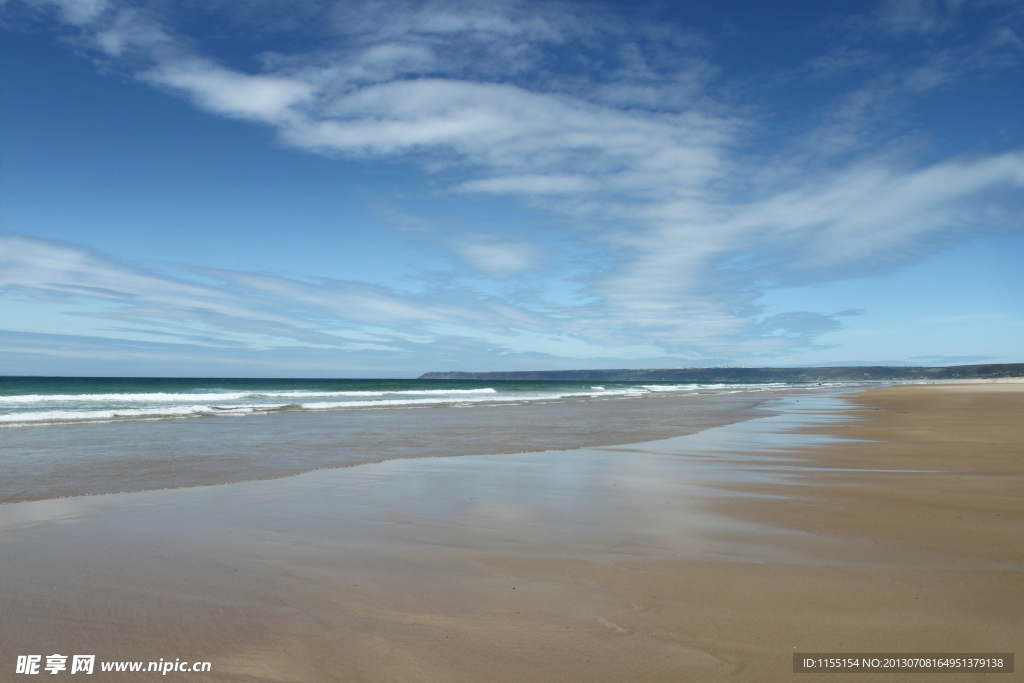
xmin=1 ymin=389 xmax=618 ymax=425
xmin=295 ymin=389 xmax=650 ymax=411
xmin=0 ymin=392 xmax=252 ymax=404
xmin=0 ymin=382 xmax=803 ymax=426
xmin=0 ymin=387 xmax=498 ymax=404
xmin=0 ymin=404 xmax=265 ymax=424
xmin=642 ymin=384 xmax=699 ymax=391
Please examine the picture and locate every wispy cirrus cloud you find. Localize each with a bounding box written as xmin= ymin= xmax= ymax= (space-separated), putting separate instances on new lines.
xmin=0 ymin=234 xmax=555 ymax=352
xmin=3 ymin=0 xmax=1023 ymax=365
xmin=593 ymin=151 xmax=1024 ymax=354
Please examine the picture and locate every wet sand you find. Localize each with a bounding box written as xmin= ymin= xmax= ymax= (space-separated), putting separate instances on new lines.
xmin=1 ymin=392 xmax=766 ymax=503
xmin=0 ymin=384 xmax=1021 ymax=682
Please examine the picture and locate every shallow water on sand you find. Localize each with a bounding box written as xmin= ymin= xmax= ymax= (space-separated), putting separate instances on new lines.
xmin=0 ymin=390 xmax=864 ymax=564
xmin=1 ymin=391 xmax=771 ymax=503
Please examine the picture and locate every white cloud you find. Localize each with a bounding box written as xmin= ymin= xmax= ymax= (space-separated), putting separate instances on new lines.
xmin=591 ymin=151 xmax=1024 ymax=352
xmin=0 ymin=234 xmax=552 ymax=351
xmin=144 ymin=60 xmax=315 ymax=120
xmin=455 ymin=241 xmax=541 ymax=276
xmin=456 ymin=174 xmax=596 ymax=194
xmin=878 ymin=0 xmax=956 ymax=35
xmin=3 ymin=0 xmax=1022 ymax=362
xmin=25 ymin=0 xmax=108 ymax=25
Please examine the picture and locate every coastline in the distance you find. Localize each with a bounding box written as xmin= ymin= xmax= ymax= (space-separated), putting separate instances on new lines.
xmin=418 ymin=362 xmax=1024 ymax=382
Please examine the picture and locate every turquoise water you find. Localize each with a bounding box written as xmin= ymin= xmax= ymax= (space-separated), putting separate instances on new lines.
xmin=0 ymin=376 xmax=818 ymax=428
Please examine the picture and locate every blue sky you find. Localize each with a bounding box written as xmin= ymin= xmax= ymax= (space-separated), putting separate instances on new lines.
xmin=1 ymin=0 xmax=1021 ymax=377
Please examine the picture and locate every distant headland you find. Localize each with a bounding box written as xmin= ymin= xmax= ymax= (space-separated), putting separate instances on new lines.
xmin=418 ymin=362 xmax=1024 ymax=382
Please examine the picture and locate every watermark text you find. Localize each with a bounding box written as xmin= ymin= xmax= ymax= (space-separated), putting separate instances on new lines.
xmin=16 ymin=655 xmax=211 ymax=675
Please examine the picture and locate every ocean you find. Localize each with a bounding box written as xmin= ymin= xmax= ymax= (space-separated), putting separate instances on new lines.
xmin=0 ymin=376 xmax=815 ymax=429
xmin=1 ymin=376 xmax=854 ymax=503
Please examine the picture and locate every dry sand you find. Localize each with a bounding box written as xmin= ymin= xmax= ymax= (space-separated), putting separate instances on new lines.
xmin=1 ymin=384 xmax=1020 ymax=682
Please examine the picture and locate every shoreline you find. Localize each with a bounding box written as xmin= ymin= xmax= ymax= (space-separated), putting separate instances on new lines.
xmin=1 ymin=384 xmax=1020 ymax=681
xmin=1 ymin=390 xmax=773 ymax=504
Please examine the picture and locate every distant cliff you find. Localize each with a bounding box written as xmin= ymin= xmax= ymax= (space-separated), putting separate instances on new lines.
xmin=418 ymin=363 xmax=1024 ymax=382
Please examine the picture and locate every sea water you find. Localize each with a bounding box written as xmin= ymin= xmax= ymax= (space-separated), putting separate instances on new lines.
xmin=0 ymin=377 xmax=862 ymax=503
xmin=0 ymin=376 xmax=818 ymax=428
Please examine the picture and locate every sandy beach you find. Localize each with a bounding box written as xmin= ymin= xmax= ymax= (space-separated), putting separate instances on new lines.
xmin=1 ymin=384 xmax=1021 ymax=682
